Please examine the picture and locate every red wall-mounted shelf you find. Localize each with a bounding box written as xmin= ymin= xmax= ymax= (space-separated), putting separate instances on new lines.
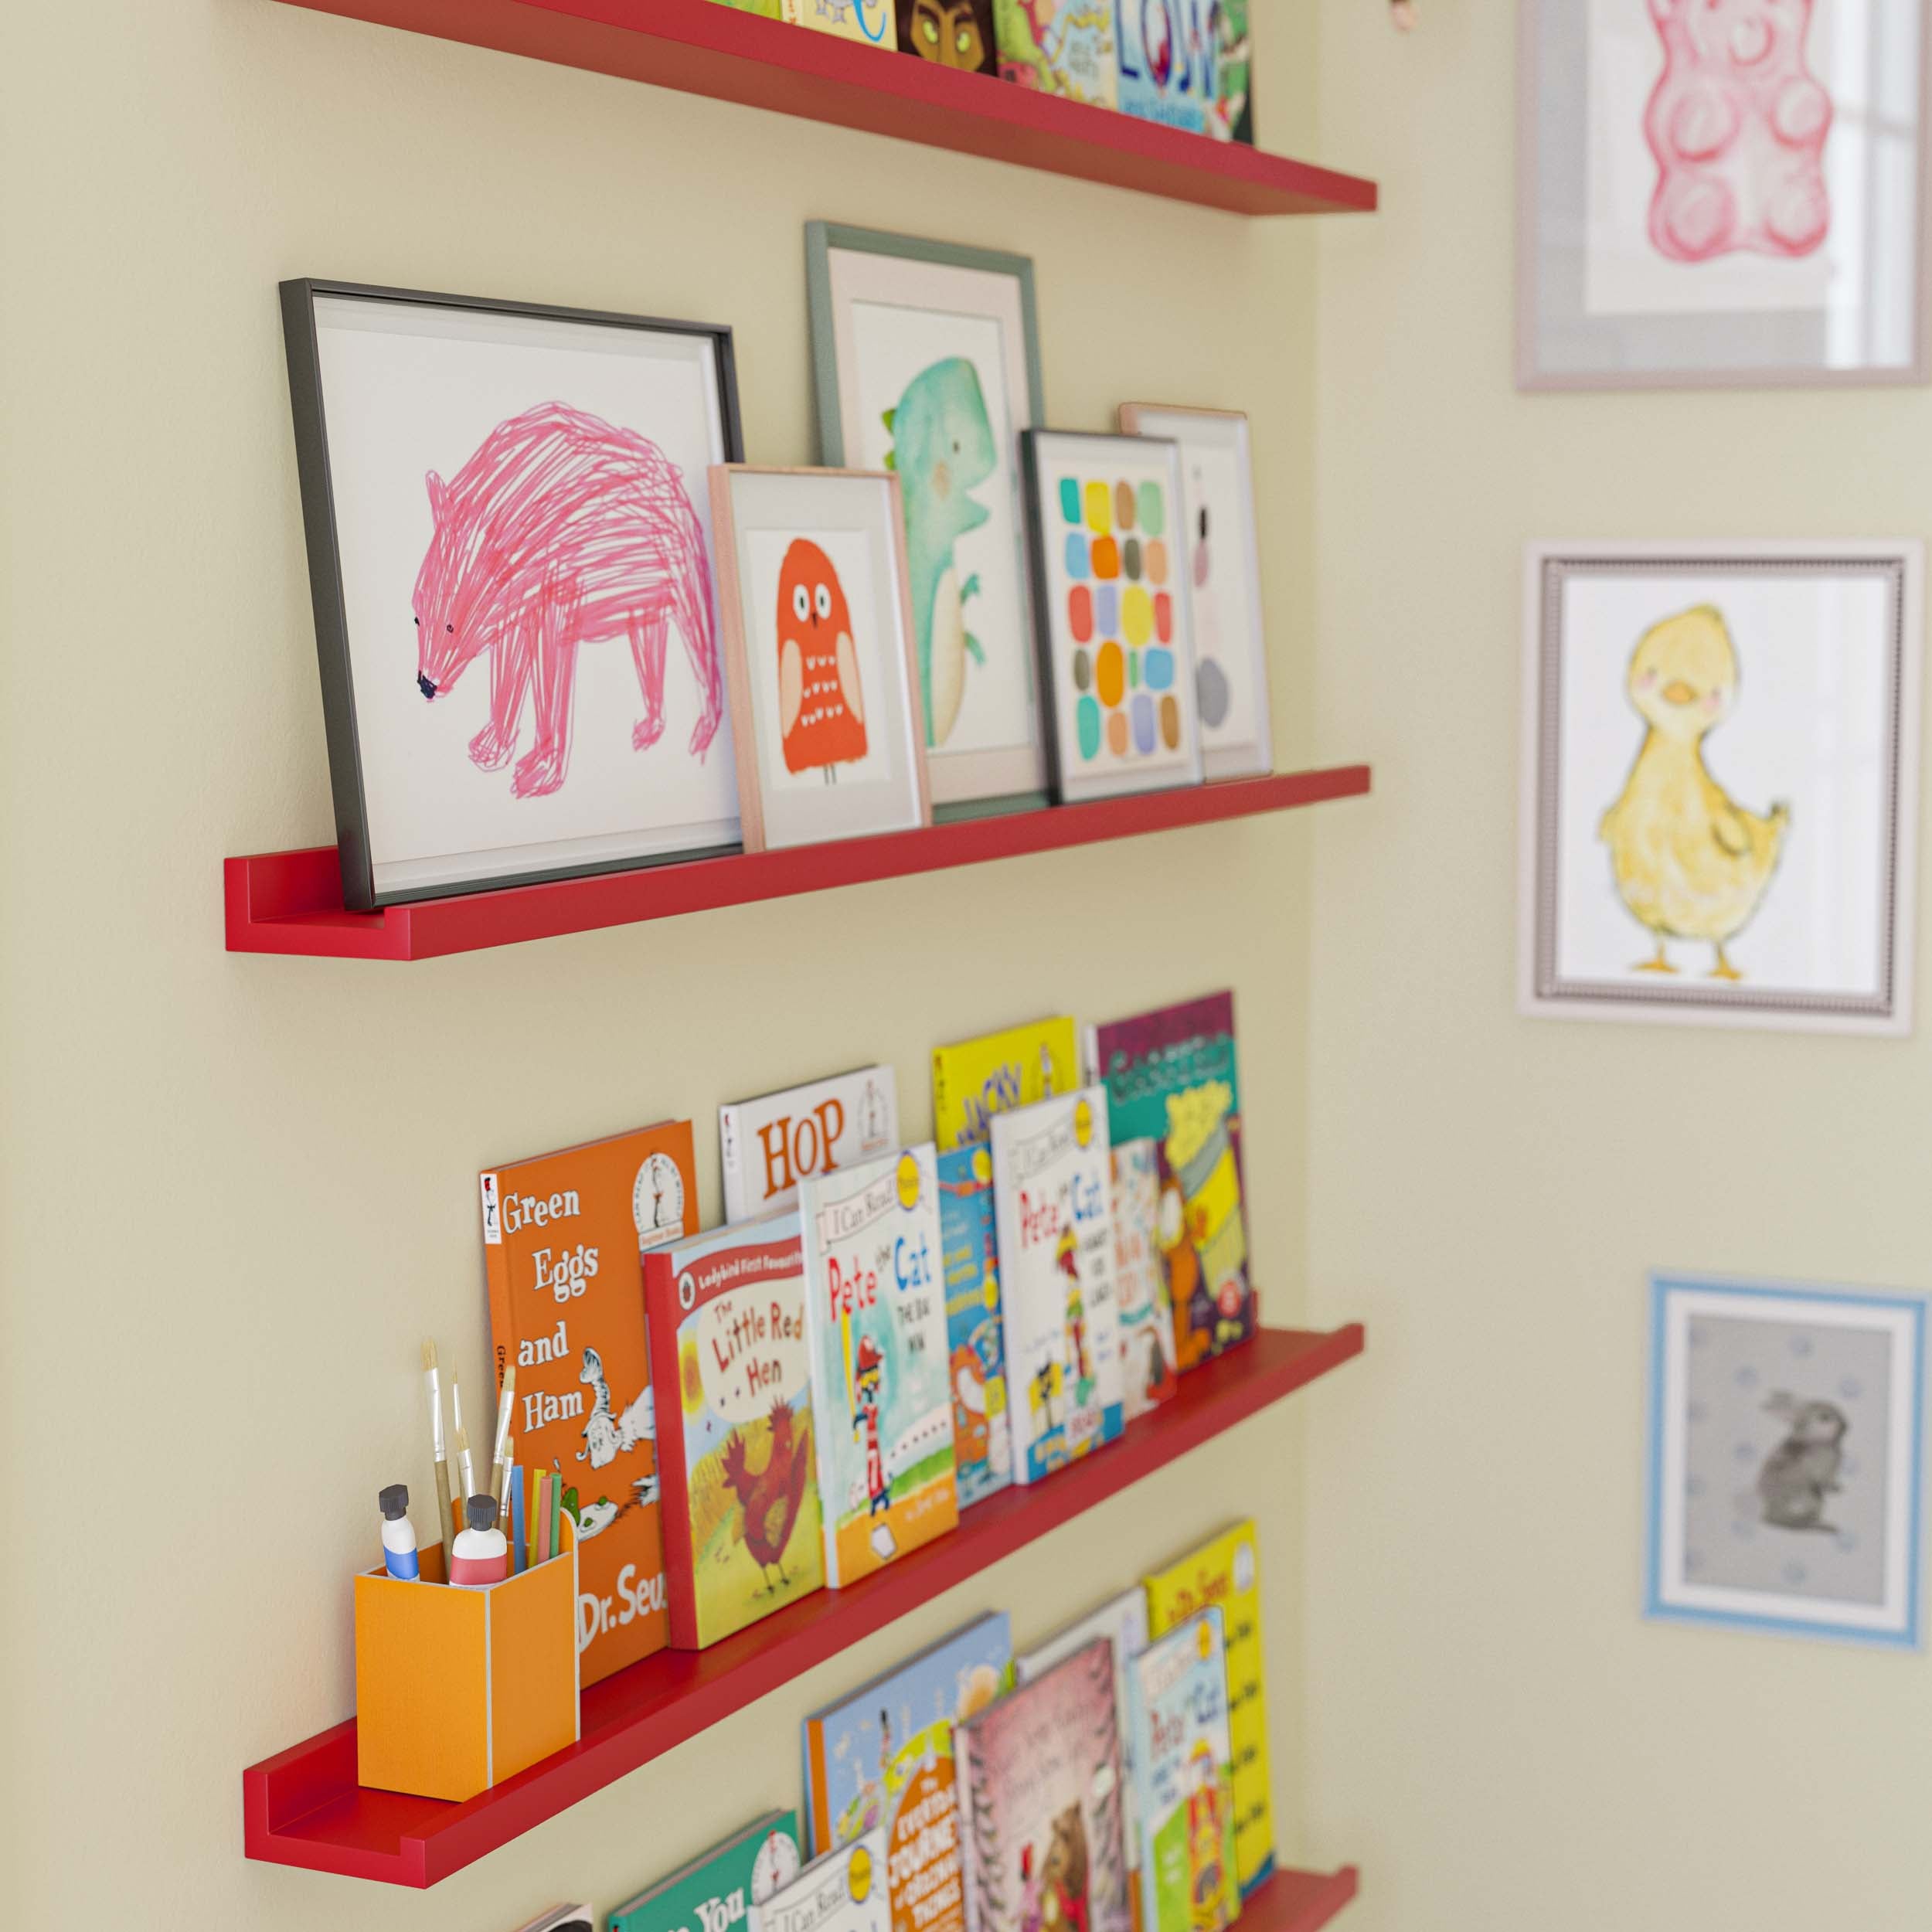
xmin=226 ymin=764 xmax=1371 ymax=961
xmin=243 ymin=1324 xmax=1364 ymax=1886
xmin=1255 ymin=1866 xmax=1360 ymax=1932
xmin=271 ymin=0 xmax=1378 ymax=216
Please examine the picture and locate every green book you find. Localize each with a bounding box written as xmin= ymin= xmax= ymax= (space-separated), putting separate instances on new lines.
xmin=613 ymin=1814 xmax=804 ymax=1932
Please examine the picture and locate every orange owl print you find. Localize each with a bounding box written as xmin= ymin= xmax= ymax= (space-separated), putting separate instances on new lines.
xmin=777 ymin=538 xmax=868 ymax=781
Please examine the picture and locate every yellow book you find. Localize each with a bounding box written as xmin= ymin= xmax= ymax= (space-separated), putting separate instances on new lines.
xmin=780 ymin=0 xmax=898 ymax=49
xmin=931 ymin=1015 xmax=1080 ymax=1151
xmin=1143 ymin=1520 xmax=1274 ymax=1900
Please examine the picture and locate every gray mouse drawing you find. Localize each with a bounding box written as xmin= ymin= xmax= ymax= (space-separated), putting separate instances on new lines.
xmin=1757 ymin=1391 xmax=1848 ymax=1532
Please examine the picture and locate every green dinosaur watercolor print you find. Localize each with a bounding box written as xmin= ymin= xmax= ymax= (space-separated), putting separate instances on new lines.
xmin=884 ymin=355 xmax=996 ymax=748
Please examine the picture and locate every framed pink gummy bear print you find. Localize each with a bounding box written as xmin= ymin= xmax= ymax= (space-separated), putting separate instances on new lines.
xmin=1519 ymin=0 xmax=1930 ymax=389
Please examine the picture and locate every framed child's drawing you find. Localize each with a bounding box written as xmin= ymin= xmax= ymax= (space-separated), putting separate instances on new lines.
xmin=805 ymin=223 xmax=1049 ymax=815
xmin=1519 ymin=541 xmax=1922 ymax=1034
xmin=1020 ymin=430 xmax=1205 ymax=806
xmin=709 ymin=466 xmax=930 ymax=854
xmin=1118 ymin=404 xmax=1273 ymax=782
xmin=280 ymin=281 xmax=744 ymax=909
xmin=1646 ymin=1272 xmax=1926 ymax=1648
xmin=1518 ymin=0 xmax=1931 ymax=389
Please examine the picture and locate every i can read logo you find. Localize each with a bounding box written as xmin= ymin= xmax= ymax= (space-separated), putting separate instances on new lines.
xmin=896 ymin=1151 xmax=921 ymax=1211
xmin=1073 ymin=1097 xmax=1095 ymax=1150
xmin=848 ymin=1843 xmax=874 ymax=1904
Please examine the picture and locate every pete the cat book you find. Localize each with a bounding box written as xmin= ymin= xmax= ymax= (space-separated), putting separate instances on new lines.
xmin=481 ymin=1121 xmax=696 ymax=1685
xmin=955 ymin=1638 xmax=1132 ymax=1932
xmin=613 ymin=1813 xmax=805 ymax=1932
xmin=750 ymin=1830 xmax=892 ymax=1932
xmin=800 ymin=1145 xmax=959 ymax=1587
xmin=1085 ymin=993 xmax=1253 ymax=1373
xmin=990 ymin=1088 xmax=1125 ymax=1485
xmin=933 ymin=1015 xmax=1080 ymax=1153
xmin=721 ymin=1064 xmax=900 ymax=1222
xmin=1111 ymin=1141 xmax=1177 ymax=1423
xmin=1125 ymin=1611 xmax=1238 ymax=1932
xmin=643 ymin=1213 xmax=827 ymax=1649
xmin=937 ymin=1145 xmax=1013 ymax=1508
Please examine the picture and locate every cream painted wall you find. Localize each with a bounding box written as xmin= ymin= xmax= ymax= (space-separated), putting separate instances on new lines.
xmin=0 ymin=4 xmax=1345 ymax=1926
xmin=1308 ymin=5 xmax=1932 ymax=1930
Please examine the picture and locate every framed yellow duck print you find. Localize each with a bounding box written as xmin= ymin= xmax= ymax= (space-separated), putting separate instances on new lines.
xmin=1519 ymin=541 xmax=1923 ymax=1034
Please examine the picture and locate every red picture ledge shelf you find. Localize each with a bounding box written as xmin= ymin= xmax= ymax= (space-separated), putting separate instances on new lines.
xmin=243 ymin=1323 xmax=1365 ymax=1887
xmin=226 ymin=764 xmax=1371 ymax=961
xmin=271 ymin=0 xmax=1377 ymax=216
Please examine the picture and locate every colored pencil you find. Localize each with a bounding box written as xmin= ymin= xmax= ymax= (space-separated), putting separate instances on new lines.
xmin=510 ymin=1464 xmax=525 ymax=1573
xmin=551 ymin=1461 xmax=562 ymax=1556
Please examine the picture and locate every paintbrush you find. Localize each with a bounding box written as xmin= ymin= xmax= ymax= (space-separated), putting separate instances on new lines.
xmin=422 ymin=1339 xmax=454 ymax=1555
xmin=451 ymin=1369 xmax=477 ymax=1504
xmin=492 ymin=1366 xmax=517 ymax=1505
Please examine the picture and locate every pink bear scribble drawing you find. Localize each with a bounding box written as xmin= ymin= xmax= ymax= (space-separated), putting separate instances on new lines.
xmin=1645 ymin=0 xmax=1833 ymax=264
xmin=412 ymin=402 xmax=723 ymax=800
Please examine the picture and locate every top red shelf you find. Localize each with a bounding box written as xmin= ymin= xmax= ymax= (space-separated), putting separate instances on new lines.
xmin=274 ymin=0 xmax=1379 ymax=216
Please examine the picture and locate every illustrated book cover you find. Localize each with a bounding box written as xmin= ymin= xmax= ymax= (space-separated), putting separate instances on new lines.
xmin=1125 ymin=1611 xmax=1238 ymax=1932
xmin=990 ymin=1087 xmax=1125 ymax=1485
xmin=954 ymin=1637 xmax=1133 ymax=1932
xmin=1209 ymin=0 xmax=1253 ymax=143
xmin=995 ymin=0 xmax=1118 ymax=107
xmin=781 ymin=0 xmax=898 ymax=49
xmin=481 ymin=1120 xmax=696 ymax=1685
xmin=894 ymin=0 xmax=996 ymax=73
xmin=804 ymin=1612 xmax=1015 ymax=1932
xmin=750 ymin=1829 xmax=892 ymax=1932
xmin=1111 ymin=1141 xmax=1177 ymax=1423
xmin=800 ymin=1145 xmax=960 ymax=1586
xmin=1142 ymin=1522 xmax=1272 ymax=1899
xmin=1085 ymin=993 xmax=1253 ymax=1372
xmin=642 ymin=1214 xmax=827 ymax=1649
xmin=938 ymin=1145 xmax=1013 ymax=1508
xmin=512 ymin=1910 xmax=593 ymax=1932
xmin=722 ymin=1063 xmax=900 ymax=1221
xmin=933 ymin=1015 xmax=1080 ymax=1152
xmin=613 ymin=1813 xmax=805 ymax=1932
xmin=1114 ymin=0 xmax=1214 ymax=132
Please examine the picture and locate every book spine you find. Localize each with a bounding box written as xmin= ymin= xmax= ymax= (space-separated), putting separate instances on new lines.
xmin=644 ymin=1253 xmax=702 ymax=1649
xmin=719 ymin=1104 xmax=747 ymax=1225
xmin=805 ymin=1719 xmax=831 ymax=1856
xmin=990 ymin=1145 xmax=1036 ymax=1489
xmin=954 ymin=1725 xmax=986 ymax=1932
xmin=482 ymin=1185 xmax=515 ymax=1404
xmin=803 ymin=1236 xmax=845 ymax=1590
xmin=930 ymin=1049 xmax=951 ymax=1154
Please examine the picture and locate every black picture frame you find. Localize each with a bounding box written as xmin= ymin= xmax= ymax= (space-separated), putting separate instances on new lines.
xmin=279 ymin=279 xmax=747 ymax=910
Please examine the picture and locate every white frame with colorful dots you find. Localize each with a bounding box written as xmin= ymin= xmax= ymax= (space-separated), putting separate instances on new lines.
xmin=1019 ymin=430 xmax=1206 ymax=807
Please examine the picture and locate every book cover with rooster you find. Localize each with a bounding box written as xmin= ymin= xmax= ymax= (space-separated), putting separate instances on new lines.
xmin=643 ymin=1213 xmax=826 ymax=1650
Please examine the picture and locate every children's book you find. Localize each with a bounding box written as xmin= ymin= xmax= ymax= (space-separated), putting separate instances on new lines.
xmin=614 ymin=1814 xmax=806 ymax=1932
xmin=1114 ymin=0 xmax=1213 ymax=132
xmin=481 ymin=1122 xmax=695 ymax=1685
xmin=995 ymin=0 xmax=1118 ymax=107
xmin=721 ymin=1065 xmax=900 ymax=1222
xmin=938 ymin=1145 xmax=1012 ymax=1508
xmin=1111 ymin=1141 xmax=1177 ymax=1423
xmin=1141 ymin=1523 xmax=1271 ymax=1900
xmin=804 ymin=1613 xmax=1015 ymax=1932
xmin=989 ymin=1088 xmax=1125 ymax=1485
xmin=1015 ymin=1591 xmax=1151 ymax=1927
xmin=511 ymin=1910 xmax=594 ymax=1932
xmin=1125 ymin=1611 xmax=1238 ymax=1932
xmin=932 ymin=1015 xmax=1080 ymax=1152
xmin=954 ymin=1638 xmax=1133 ymax=1932
xmin=800 ymin=1146 xmax=959 ymax=1586
xmin=894 ymin=0 xmax=996 ymax=73
xmin=643 ymin=1216 xmax=827 ymax=1649
xmin=750 ymin=1830 xmax=892 ymax=1932
xmin=1208 ymin=0 xmax=1253 ymax=143
xmin=781 ymin=0 xmax=898 ymax=49
xmin=1085 ymin=994 xmax=1253 ymax=1373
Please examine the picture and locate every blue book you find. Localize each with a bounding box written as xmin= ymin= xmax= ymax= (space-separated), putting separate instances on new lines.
xmin=938 ymin=1147 xmax=1013 ymax=1508
xmin=1115 ymin=0 xmax=1216 ymax=132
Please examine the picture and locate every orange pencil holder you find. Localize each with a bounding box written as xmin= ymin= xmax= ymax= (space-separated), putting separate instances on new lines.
xmin=354 ymin=1520 xmax=580 ymax=1803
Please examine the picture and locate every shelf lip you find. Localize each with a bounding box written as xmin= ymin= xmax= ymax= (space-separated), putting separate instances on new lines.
xmin=270 ymin=0 xmax=1378 ymax=216
xmin=242 ymin=1322 xmax=1366 ymax=1887
xmin=226 ymin=764 xmax=1372 ymax=961
xmin=1251 ymin=1865 xmax=1360 ymax=1932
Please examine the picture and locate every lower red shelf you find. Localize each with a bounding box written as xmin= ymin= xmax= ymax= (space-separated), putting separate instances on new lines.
xmin=1248 ymin=1866 xmax=1360 ymax=1932
xmin=243 ymin=1325 xmax=1365 ymax=1886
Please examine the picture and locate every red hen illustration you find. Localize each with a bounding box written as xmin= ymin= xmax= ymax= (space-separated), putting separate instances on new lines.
xmin=720 ymin=1400 xmax=811 ymax=1594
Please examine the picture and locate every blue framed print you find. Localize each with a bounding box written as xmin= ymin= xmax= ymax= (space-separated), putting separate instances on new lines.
xmin=1646 ymin=1273 xmax=1927 ymax=1649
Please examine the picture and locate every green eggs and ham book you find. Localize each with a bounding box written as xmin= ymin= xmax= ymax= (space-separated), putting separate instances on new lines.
xmin=1084 ymin=994 xmax=1253 ymax=1372
xmin=614 ymin=1815 xmax=805 ymax=1932
xmin=751 ymin=1829 xmax=891 ymax=1932
xmin=938 ymin=1145 xmax=1012 ymax=1507
xmin=642 ymin=1214 xmax=826 ymax=1650
xmin=800 ymin=1145 xmax=959 ymax=1587
xmin=990 ymin=1088 xmax=1125 ymax=1484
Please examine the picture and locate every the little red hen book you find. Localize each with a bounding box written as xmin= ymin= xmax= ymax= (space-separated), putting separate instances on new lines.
xmin=643 ymin=1211 xmax=827 ymax=1648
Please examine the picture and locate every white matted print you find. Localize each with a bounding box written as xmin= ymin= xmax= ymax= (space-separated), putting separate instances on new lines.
xmin=709 ymin=467 xmax=929 ymax=854
xmin=1519 ymin=0 xmax=1930 ymax=389
xmin=1519 ymin=542 xmax=1921 ymax=1033
xmin=1647 ymin=1273 xmax=1926 ymax=1648
xmin=1117 ymin=405 xmax=1274 ymax=782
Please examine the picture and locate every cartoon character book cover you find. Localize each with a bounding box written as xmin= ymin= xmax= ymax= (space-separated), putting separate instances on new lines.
xmin=800 ymin=1145 xmax=960 ymax=1587
xmin=721 ymin=1064 xmax=900 ymax=1221
xmin=1114 ymin=0 xmax=1215 ymax=132
xmin=995 ymin=0 xmax=1119 ymax=107
xmin=751 ymin=1829 xmax=892 ymax=1932
xmin=481 ymin=1121 xmax=696 ymax=1685
xmin=933 ymin=1015 xmax=1080 ymax=1152
xmin=990 ymin=1088 xmax=1125 ymax=1485
xmin=955 ymin=1637 xmax=1133 ymax=1932
xmin=1141 ymin=1522 xmax=1271 ymax=1900
xmin=781 ymin=0 xmax=899 ymax=48
xmin=613 ymin=1813 xmax=805 ymax=1932
xmin=1125 ymin=1611 xmax=1238 ymax=1932
xmin=1208 ymin=0 xmax=1253 ymax=143
xmin=895 ymin=0 xmax=996 ymax=71
xmin=642 ymin=1214 xmax=826 ymax=1650
xmin=1110 ymin=1141 xmax=1178 ymax=1423
xmin=938 ymin=1145 xmax=1013 ymax=1508
xmin=1086 ymin=993 xmax=1253 ymax=1372
xmin=804 ymin=1612 xmax=1015 ymax=1932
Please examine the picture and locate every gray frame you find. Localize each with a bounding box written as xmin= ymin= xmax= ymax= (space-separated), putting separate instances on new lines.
xmin=804 ymin=222 xmax=1050 ymax=818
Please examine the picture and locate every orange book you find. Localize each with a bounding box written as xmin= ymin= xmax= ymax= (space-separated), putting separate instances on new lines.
xmin=481 ymin=1122 xmax=696 ymax=1685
